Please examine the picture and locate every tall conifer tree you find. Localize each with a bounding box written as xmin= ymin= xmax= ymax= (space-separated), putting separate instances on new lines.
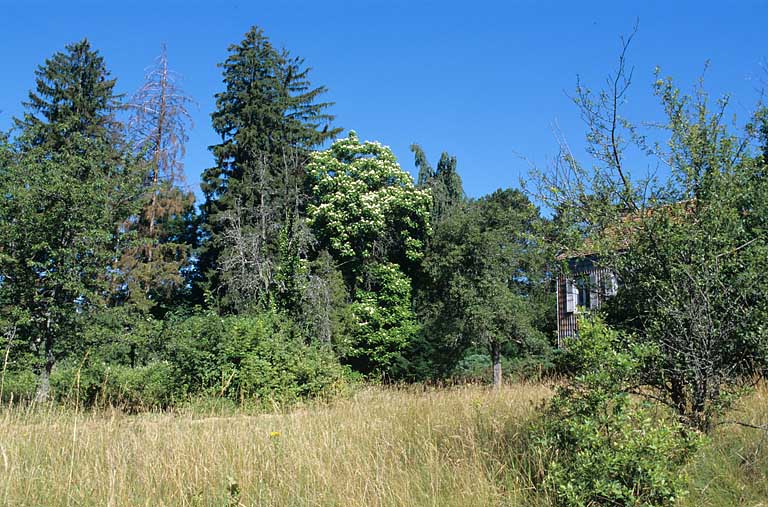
xmin=122 ymin=45 xmax=196 ymax=313
xmin=199 ymin=26 xmax=340 ymax=310
xmin=410 ymin=144 xmax=465 ymax=224
xmin=15 ymin=39 xmax=121 ymax=152
xmin=1 ymin=40 xmax=141 ymax=399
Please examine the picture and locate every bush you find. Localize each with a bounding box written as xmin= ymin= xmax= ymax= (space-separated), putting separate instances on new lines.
xmin=536 ymin=316 xmax=700 ymax=506
xmin=50 ymin=360 xmax=177 ymax=410
xmin=451 ymin=351 xmax=555 ymax=384
xmin=30 ymin=310 xmax=352 ymax=410
xmin=165 ymin=310 xmax=352 ymax=404
xmin=0 ymin=369 xmax=37 ymax=402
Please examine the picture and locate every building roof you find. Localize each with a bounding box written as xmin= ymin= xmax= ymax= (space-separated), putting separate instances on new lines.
xmin=555 ymin=200 xmax=694 ymax=261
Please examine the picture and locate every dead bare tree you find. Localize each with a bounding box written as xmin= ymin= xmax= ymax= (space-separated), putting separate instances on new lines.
xmin=218 ymin=199 xmax=275 ymax=310
xmin=122 ymin=45 xmax=196 ymax=304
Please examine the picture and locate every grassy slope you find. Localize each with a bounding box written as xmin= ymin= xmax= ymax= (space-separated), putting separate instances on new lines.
xmin=0 ymin=384 xmax=765 ymax=506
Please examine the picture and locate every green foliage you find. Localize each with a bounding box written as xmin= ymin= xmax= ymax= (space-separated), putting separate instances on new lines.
xmin=50 ymin=360 xmax=177 ymax=410
xmin=537 ymin=316 xmax=700 ymax=506
xmin=79 ymin=306 xmax=165 ymax=366
xmin=199 ymin=25 xmax=340 ymax=309
xmin=452 ymin=349 xmax=555 ymax=383
xmin=0 ymin=370 xmax=38 ymax=403
xmin=307 ymin=132 xmax=431 ymax=376
xmin=41 ymin=310 xmax=352 ymax=410
xmin=164 ymin=311 xmax=352 ymax=403
xmin=0 ymin=39 xmax=143 ymax=400
xmin=683 ymin=394 xmax=768 ymax=507
xmin=532 ymin=37 xmax=768 ymax=433
xmin=307 ymin=132 xmax=431 ymax=272
xmin=420 ymin=188 xmax=550 ymax=384
xmin=297 ymin=250 xmax=356 ymax=348
xmin=347 ymin=263 xmax=419 ymax=375
xmin=410 ymin=144 xmax=465 ymax=224
xmin=602 ymin=78 xmax=768 ymax=432
xmin=14 ymin=38 xmax=121 ymax=151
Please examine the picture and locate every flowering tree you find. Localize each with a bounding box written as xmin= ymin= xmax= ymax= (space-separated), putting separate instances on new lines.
xmin=307 ymin=132 xmax=431 ymax=270
xmin=307 ymin=132 xmax=431 ymax=374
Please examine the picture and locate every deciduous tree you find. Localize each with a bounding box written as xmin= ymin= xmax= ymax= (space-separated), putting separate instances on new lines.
xmin=421 ymin=189 xmax=547 ymax=386
xmin=531 ymin=32 xmax=768 ymax=431
xmin=307 ymin=132 xmax=431 ymax=374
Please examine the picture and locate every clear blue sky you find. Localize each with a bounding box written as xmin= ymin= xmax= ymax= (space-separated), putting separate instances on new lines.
xmin=1 ymin=0 xmax=766 ymax=204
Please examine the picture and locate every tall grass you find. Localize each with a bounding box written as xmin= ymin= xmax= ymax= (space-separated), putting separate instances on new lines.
xmin=683 ymin=385 xmax=768 ymax=507
xmin=1 ymin=383 xmax=765 ymax=506
xmin=0 ymin=384 xmax=551 ymax=506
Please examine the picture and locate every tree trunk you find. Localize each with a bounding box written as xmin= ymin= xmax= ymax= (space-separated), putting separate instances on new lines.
xmin=491 ymin=340 xmax=502 ymax=388
xmin=34 ymin=322 xmax=54 ymax=403
xmin=34 ymin=293 xmax=59 ymax=403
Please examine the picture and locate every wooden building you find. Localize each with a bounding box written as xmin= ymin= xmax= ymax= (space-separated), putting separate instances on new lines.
xmin=555 ymin=253 xmax=618 ymax=347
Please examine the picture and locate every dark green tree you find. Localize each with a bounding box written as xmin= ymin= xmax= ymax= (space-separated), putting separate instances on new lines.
xmin=422 ymin=189 xmax=549 ymax=386
xmin=0 ymin=40 xmax=141 ymax=400
xmin=15 ymin=39 xmax=121 ymax=152
xmin=401 ymin=145 xmax=468 ymax=379
xmin=410 ymin=144 xmax=465 ymax=224
xmin=199 ymin=26 xmax=341 ymax=311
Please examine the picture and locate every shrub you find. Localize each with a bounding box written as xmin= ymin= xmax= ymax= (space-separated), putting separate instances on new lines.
xmin=452 ymin=351 xmax=555 ymax=383
xmin=165 ymin=310 xmax=352 ymax=404
xmin=0 ymin=369 xmax=37 ymax=403
xmin=50 ymin=360 xmax=177 ymax=410
xmin=536 ymin=316 xmax=700 ymax=506
xmin=36 ymin=310 xmax=352 ymax=410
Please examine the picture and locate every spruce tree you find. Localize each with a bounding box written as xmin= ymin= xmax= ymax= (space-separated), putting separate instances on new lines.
xmin=15 ymin=39 xmax=121 ymax=152
xmin=410 ymin=144 xmax=465 ymax=224
xmin=1 ymin=40 xmax=141 ymax=400
xmin=199 ymin=26 xmax=340 ymax=310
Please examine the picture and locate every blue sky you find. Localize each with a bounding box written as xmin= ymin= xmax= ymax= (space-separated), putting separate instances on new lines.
xmin=1 ymin=0 xmax=766 ymax=204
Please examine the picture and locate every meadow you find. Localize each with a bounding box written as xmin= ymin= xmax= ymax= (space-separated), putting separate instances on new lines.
xmin=0 ymin=383 xmax=765 ymax=506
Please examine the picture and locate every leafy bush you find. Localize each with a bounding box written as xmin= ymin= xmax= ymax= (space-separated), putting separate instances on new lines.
xmin=50 ymin=360 xmax=177 ymax=410
xmin=165 ymin=310 xmax=352 ymax=404
xmin=536 ymin=316 xmax=700 ymax=506
xmin=452 ymin=351 xmax=556 ymax=383
xmin=0 ymin=369 xmax=37 ymax=402
xmin=47 ymin=310 xmax=352 ymax=409
xmin=346 ymin=263 xmax=420 ymax=376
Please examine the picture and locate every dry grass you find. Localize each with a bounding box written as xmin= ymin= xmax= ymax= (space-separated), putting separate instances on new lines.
xmin=2 ymin=382 xmax=766 ymax=507
xmin=0 ymin=383 xmax=552 ymax=507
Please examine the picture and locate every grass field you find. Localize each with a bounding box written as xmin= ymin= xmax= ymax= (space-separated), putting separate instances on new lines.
xmin=0 ymin=383 xmax=765 ymax=506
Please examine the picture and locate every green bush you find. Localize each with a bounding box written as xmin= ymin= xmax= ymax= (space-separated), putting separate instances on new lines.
xmin=536 ymin=316 xmax=700 ymax=506
xmin=451 ymin=349 xmax=555 ymax=383
xmin=31 ymin=310 xmax=353 ymax=410
xmin=50 ymin=360 xmax=177 ymax=410
xmin=165 ymin=310 xmax=352 ymax=404
xmin=0 ymin=369 xmax=37 ymax=402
